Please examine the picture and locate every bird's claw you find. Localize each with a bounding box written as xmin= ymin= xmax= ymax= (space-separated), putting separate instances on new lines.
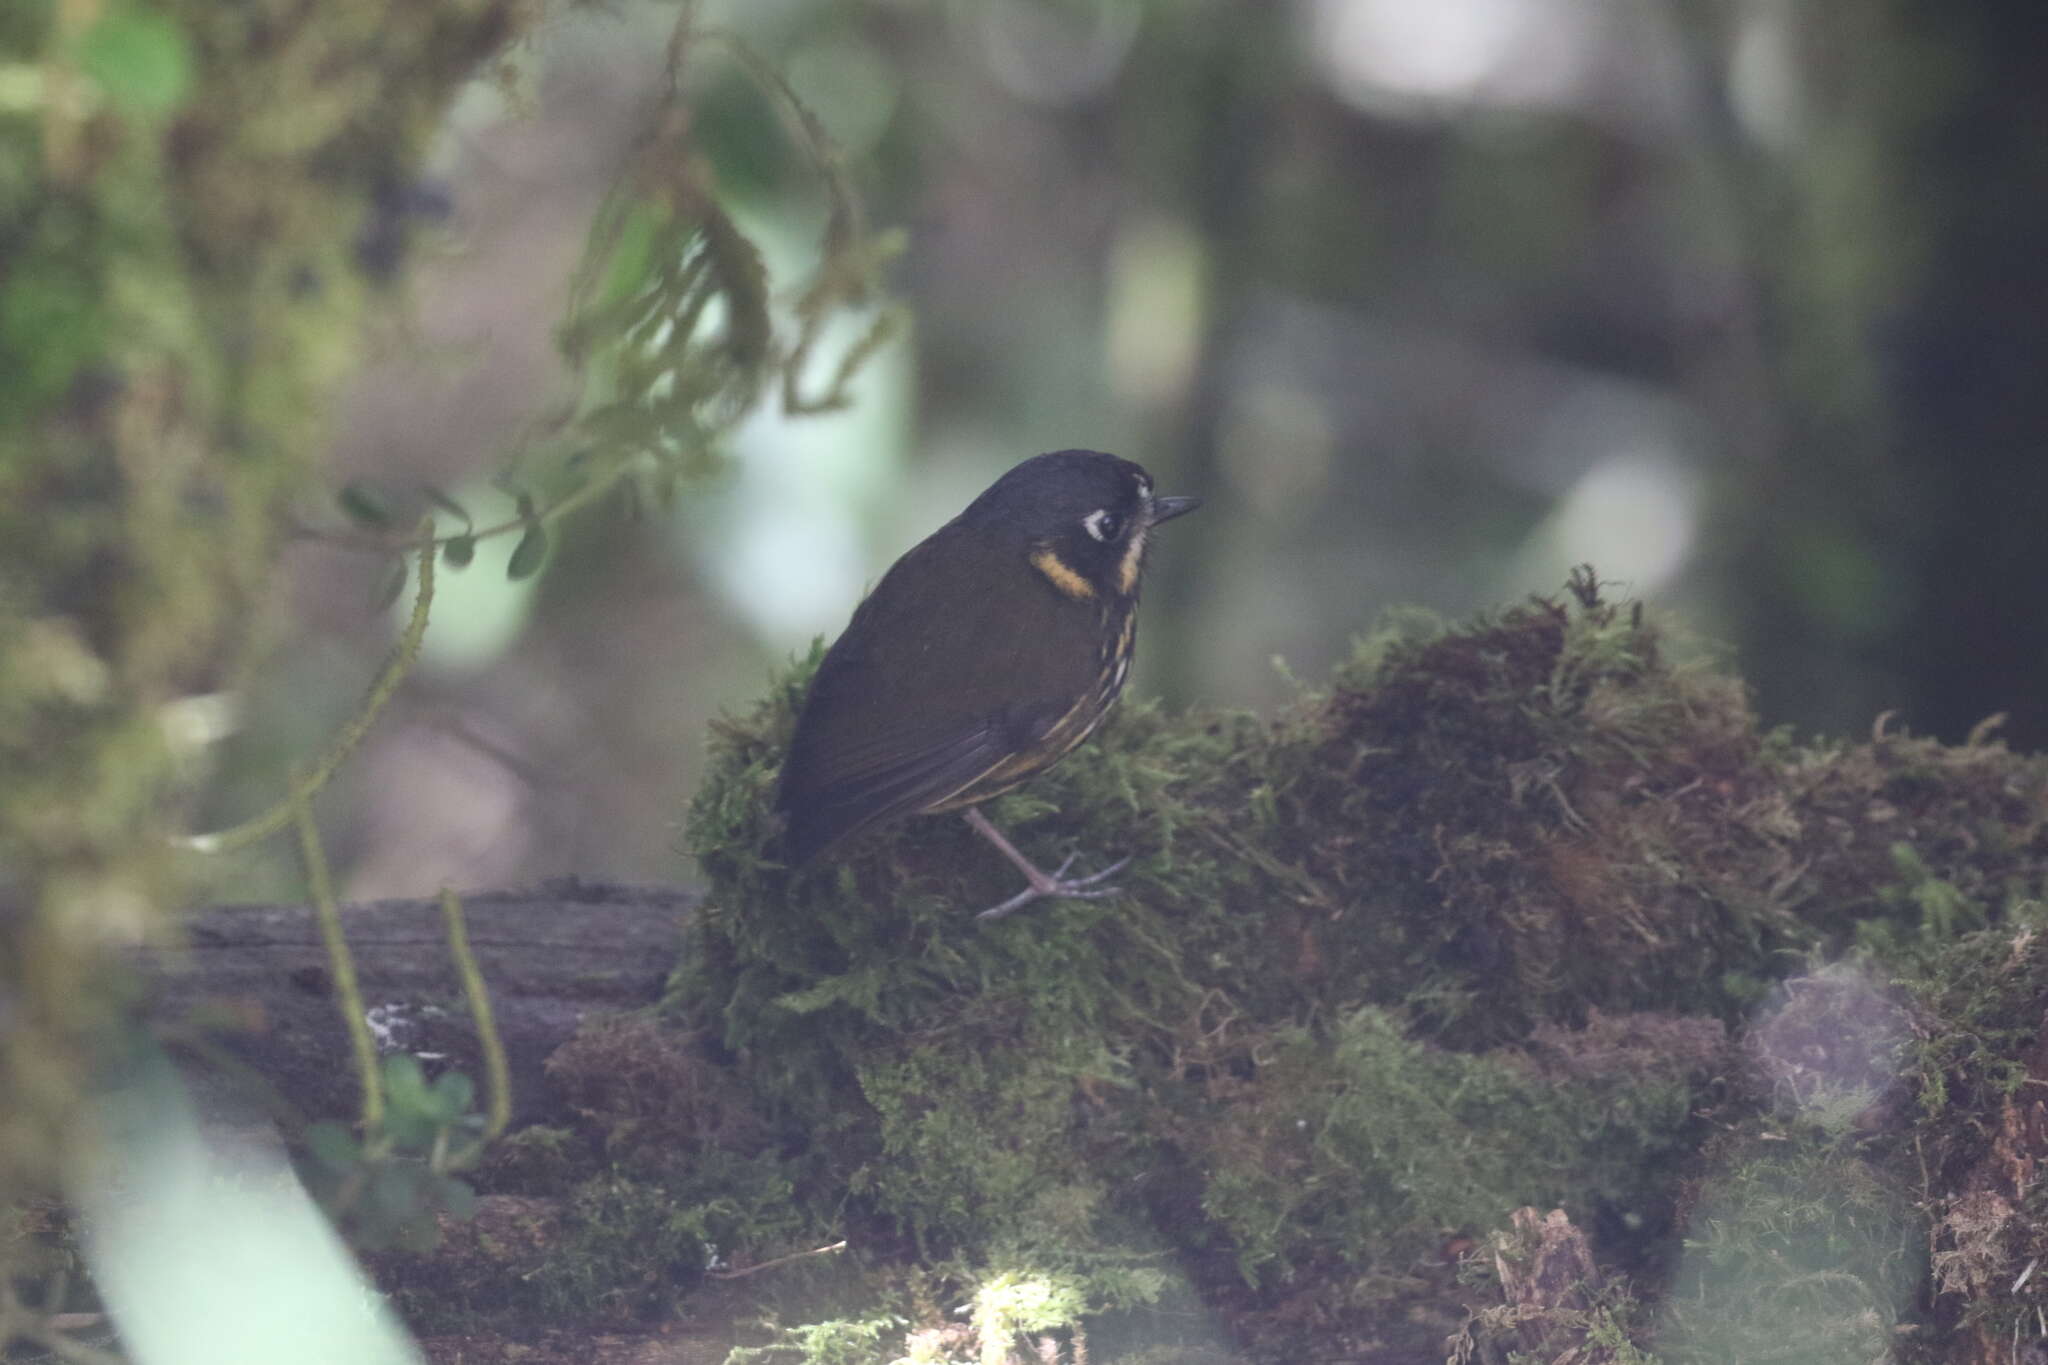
xmin=1062 ymin=854 xmax=1131 ymax=888
xmin=976 ymin=853 xmax=1134 ymax=921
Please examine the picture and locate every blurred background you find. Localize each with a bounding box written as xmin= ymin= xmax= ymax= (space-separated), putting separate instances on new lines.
xmin=197 ymin=0 xmax=2048 ymax=902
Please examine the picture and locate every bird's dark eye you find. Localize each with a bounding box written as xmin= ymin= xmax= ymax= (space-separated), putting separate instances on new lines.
xmin=1083 ymin=509 xmax=1122 ymax=542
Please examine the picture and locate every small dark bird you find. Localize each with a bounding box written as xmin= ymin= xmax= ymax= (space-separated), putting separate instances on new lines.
xmin=776 ymin=450 xmax=1201 ymax=919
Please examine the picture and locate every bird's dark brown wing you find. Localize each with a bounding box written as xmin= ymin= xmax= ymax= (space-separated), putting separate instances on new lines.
xmin=776 ymin=527 xmax=1102 ymax=866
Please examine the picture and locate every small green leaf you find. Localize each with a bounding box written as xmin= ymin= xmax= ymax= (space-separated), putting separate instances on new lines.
xmin=77 ymin=5 xmax=192 ymax=118
xmin=367 ymin=1162 xmax=427 ymax=1225
xmin=339 ymin=480 xmax=395 ymax=530
xmin=305 ymin=1121 xmax=360 ymax=1172
xmin=506 ymin=524 xmax=548 ymax=581
xmin=431 ymin=1069 xmax=475 ymax=1115
xmin=381 ymin=1052 xmax=429 ymax=1108
xmin=442 ymin=534 xmax=475 ymax=569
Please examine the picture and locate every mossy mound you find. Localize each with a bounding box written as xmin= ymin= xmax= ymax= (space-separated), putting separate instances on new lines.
xmin=648 ymin=578 xmax=2048 ymax=1361
xmin=1242 ymin=581 xmax=1792 ymax=1037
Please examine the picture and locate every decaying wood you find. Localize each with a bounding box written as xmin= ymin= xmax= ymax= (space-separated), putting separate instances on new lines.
xmin=142 ymin=878 xmax=695 ymax=1130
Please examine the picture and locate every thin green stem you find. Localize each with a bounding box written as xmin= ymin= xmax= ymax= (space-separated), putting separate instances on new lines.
xmin=439 ymin=887 xmax=512 ymax=1146
xmin=294 ymin=792 xmax=382 ymax=1134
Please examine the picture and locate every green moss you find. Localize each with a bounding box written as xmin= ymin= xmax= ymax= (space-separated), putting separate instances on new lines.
xmin=1180 ymin=1008 xmax=1713 ymax=1286
xmin=1776 ymin=722 xmax=2048 ymax=958
xmin=668 ymin=586 xmax=1776 ymax=1354
xmin=857 ymin=1026 xmax=1118 ymax=1252
xmin=1654 ymin=1132 xmax=1920 ymax=1364
xmin=1885 ymin=910 xmax=2048 ymax=1351
xmin=727 ymin=1312 xmax=905 ymax=1365
xmin=478 ymin=1124 xmax=599 ymax=1194
xmin=1252 ymin=585 xmax=1795 ymax=1039
xmin=667 ymin=580 xmax=2048 ymax=1359
xmin=491 ymin=1154 xmax=797 ymax=1325
xmin=1920 ymin=921 xmax=2048 ymax=1101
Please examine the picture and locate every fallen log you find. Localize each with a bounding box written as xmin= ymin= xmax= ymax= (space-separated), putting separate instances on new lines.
xmin=142 ymin=878 xmax=694 ymax=1130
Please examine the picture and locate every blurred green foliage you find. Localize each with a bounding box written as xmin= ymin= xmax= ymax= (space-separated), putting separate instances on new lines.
xmin=303 ymin=1055 xmax=487 ymax=1254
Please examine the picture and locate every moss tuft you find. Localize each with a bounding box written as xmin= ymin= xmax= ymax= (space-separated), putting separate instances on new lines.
xmin=1655 ymin=1130 xmax=1921 ymax=1364
xmin=1174 ymin=1007 xmax=1718 ymax=1287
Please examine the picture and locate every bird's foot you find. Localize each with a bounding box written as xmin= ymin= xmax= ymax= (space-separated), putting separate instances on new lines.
xmin=976 ymin=852 xmax=1133 ymax=921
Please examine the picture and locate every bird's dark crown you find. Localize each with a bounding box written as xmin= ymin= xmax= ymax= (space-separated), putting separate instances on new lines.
xmin=958 ymin=450 xmax=1163 ymax=601
xmin=959 ymin=450 xmax=1153 ymax=533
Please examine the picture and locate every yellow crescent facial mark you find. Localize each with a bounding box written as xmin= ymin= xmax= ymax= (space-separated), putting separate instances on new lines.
xmin=1030 ymin=546 xmax=1096 ymax=600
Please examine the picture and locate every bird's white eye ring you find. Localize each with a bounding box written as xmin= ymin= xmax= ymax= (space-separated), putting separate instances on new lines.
xmin=1084 ymin=509 xmax=1122 ymax=542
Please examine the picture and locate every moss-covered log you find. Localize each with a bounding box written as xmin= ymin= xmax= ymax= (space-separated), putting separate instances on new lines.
xmin=652 ymin=576 xmax=2048 ymax=1363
